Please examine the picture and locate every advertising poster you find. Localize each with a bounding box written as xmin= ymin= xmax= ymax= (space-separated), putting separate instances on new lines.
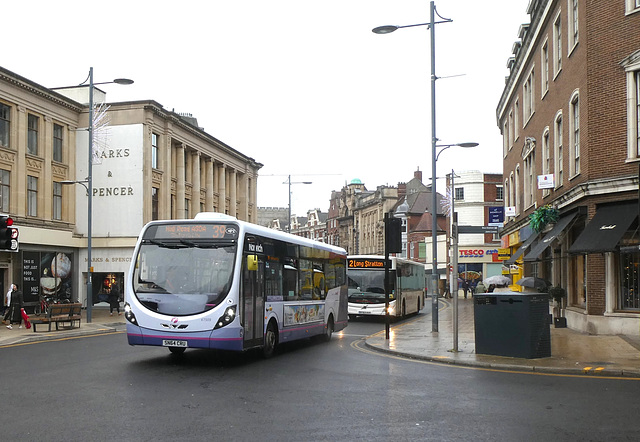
xmin=22 ymin=252 xmax=40 ymax=303
xmin=40 ymin=252 xmax=73 ymax=302
xmin=283 ymin=304 xmax=325 ymax=327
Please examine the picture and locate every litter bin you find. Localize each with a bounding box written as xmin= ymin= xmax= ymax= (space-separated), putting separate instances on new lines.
xmin=473 ymin=291 xmax=550 ymax=359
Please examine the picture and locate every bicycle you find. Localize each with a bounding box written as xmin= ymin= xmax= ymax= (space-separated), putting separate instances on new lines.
xmin=33 ymin=295 xmax=50 ymax=316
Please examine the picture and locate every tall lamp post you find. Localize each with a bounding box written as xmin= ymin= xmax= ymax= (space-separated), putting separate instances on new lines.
xmin=285 ymin=175 xmax=312 ymax=233
xmin=373 ymin=2 xmax=455 ymax=332
xmin=59 ymin=67 xmax=133 ymax=323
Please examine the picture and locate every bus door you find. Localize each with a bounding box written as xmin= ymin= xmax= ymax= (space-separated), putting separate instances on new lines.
xmin=242 ymin=253 xmax=265 ymax=349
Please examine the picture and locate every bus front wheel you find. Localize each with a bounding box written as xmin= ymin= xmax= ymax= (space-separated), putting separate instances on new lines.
xmin=321 ymin=316 xmax=334 ymax=342
xmin=262 ymin=321 xmax=278 ymax=358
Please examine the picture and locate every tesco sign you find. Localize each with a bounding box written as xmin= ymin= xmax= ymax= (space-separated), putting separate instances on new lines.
xmin=459 ymin=249 xmax=498 ymax=258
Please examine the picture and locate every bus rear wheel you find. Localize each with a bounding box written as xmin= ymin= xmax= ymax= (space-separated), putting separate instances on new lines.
xmin=262 ymin=321 xmax=278 ymax=358
xmin=321 ymin=316 xmax=334 ymax=342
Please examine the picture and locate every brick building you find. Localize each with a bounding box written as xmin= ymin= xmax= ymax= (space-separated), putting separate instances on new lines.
xmin=497 ymin=0 xmax=640 ymax=335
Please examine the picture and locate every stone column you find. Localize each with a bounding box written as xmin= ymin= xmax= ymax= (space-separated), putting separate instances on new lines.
xmin=605 ymin=252 xmax=616 ymax=314
xmin=161 ymin=129 xmax=173 ymax=219
xmin=229 ymin=168 xmax=237 ymax=217
xmin=177 ymin=144 xmax=186 ymax=218
xmin=218 ymin=163 xmax=226 ymax=214
xmin=205 ymin=159 xmax=214 ymax=212
xmin=192 ymin=151 xmax=201 ymax=214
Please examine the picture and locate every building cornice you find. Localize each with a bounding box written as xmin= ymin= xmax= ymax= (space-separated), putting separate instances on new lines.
xmin=0 ymin=65 xmax=83 ymax=112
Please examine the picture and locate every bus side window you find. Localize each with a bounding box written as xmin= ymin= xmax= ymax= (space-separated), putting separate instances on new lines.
xmin=299 ymin=259 xmax=313 ymax=299
xmin=283 ymin=263 xmax=298 ymax=300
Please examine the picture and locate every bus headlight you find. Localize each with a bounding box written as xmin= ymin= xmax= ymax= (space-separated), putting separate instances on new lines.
xmin=124 ymin=302 xmax=137 ymax=324
xmin=214 ymin=305 xmax=237 ymax=330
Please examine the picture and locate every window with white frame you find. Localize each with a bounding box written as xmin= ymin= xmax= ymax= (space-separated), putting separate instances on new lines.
xmin=569 ymin=91 xmax=580 ymax=176
xmin=625 ymin=0 xmax=640 ymax=14
xmin=515 ymin=166 xmax=521 ymax=214
xmin=503 ymin=121 xmax=509 ymax=156
xmin=553 ymin=12 xmax=562 ymax=77
xmin=542 ymin=129 xmax=551 ymax=197
xmin=496 ymin=185 xmax=504 ymax=201
xmin=514 ymin=99 xmax=520 ymax=140
xmin=504 ymin=180 xmax=509 ymax=208
xmin=542 ymin=129 xmax=551 ymax=176
xmin=622 ymin=51 xmax=640 ymax=159
xmin=568 ymin=0 xmax=578 ymax=52
xmin=0 ymin=103 xmax=10 ymax=148
xmin=508 ymin=111 xmax=514 ymax=148
xmin=541 ymin=40 xmax=549 ymax=97
xmin=509 ymin=173 xmax=515 ymax=210
xmin=455 ymin=187 xmax=464 ymax=201
xmin=636 ymin=71 xmax=640 ymax=155
xmin=554 ymin=111 xmax=564 ymax=186
xmin=523 ymin=69 xmax=535 ymax=122
xmin=523 ymin=150 xmax=535 ymax=208
xmin=27 ymin=175 xmax=38 ymax=216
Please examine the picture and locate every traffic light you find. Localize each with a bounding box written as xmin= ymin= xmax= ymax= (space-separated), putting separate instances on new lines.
xmin=0 ymin=215 xmax=18 ymax=251
xmin=385 ymin=215 xmax=402 ymax=254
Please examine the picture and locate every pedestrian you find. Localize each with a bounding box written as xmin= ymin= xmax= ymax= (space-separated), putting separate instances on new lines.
xmin=0 ymin=284 xmax=13 ymax=324
xmin=109 ymin=282 xmax=121 ymax=316
xmin=6 ymin=283 xmax=23 ymax=329
xmin=462 ymin=279 xmax=470 ymax=299
xmin=2 ymin=284 xmax=14 ymax=324
xmin=475 ymin=280 xmax=487 ymax=294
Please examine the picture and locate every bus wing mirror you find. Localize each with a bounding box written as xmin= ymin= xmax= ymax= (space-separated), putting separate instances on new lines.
xmin=247 ymin=254 xmax=258 ymax=271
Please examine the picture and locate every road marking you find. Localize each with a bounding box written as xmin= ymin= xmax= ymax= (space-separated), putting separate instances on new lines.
xmin=0 ymin=331 xmax=124 ymax=349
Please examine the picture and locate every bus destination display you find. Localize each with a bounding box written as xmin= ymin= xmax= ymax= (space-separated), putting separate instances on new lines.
xmin=147 ymin=223 xmax=238 ymax=240
xmin=348 ymin=258 xmax=387 ymax=269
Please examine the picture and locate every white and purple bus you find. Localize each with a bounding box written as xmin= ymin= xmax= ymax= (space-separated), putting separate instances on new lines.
xmin=125 ymin=213 xmax=348 ymax=357
xmin=347 ymin=255 xmax=425 ymax=319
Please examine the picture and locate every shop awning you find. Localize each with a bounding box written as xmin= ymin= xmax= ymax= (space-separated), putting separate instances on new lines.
xmin=504 ymin=232 xmax=539 ymax=265
xmin=569 ymin=202 xmax=638 ymax=254
xmin=523 ymin=212 xmax=579 ymax=261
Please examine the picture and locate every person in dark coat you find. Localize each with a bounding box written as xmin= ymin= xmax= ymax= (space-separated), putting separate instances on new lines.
xmin=462 ymin=279 xmax=470 ymax=299
xmin=109 ymin=282 xmax=122 ymax=316
xmin=6 ymin=283 xmax=23 ymax=329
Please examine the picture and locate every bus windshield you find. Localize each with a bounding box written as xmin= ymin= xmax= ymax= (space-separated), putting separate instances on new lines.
xmin=347 ymin=269 xmax=395 ymax=303
xmin=132 ymin=241 xmax=237 ymax=316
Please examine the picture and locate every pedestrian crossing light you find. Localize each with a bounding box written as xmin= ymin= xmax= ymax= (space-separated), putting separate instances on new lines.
xmin=0 ymin=215 xmax=19 ymax=251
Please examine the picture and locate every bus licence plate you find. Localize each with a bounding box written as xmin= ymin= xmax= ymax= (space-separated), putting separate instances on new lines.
xmin=358 ymin=310 xmax=371 ymax=315
xmin=162 ymin=339 xmax=188 ymax=347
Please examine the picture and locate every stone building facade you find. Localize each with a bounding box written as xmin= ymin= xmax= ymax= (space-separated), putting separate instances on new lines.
xmin=0 ymin=65 xmax=261 ymax=310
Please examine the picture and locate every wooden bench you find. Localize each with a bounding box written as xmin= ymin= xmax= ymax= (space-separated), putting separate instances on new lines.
xmin=31 ymin=303 xmax=82 ymax=332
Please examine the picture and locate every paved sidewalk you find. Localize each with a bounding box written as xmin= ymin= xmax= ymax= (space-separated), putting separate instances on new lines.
xmin=0 ymin=305 xmax=126 ymax=347
xmin=364 ymin=295 xmax=640 ymax=378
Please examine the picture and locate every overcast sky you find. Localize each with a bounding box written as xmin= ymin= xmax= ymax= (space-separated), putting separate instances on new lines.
xmin=3 ymin=0 xmax=529 ymax=216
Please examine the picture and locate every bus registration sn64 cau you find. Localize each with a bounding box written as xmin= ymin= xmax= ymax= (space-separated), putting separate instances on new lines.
xmin=125 ymin=213 xmax=348 ymax=357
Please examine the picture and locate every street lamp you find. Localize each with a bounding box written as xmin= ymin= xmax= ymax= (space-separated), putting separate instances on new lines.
xmin=285 ymin=175 xmax=312 ymax=233
xmin=61 ymin=68 xmax=133 ymax=323
xmin=373 ymin=1 xmax=453 ymax=332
